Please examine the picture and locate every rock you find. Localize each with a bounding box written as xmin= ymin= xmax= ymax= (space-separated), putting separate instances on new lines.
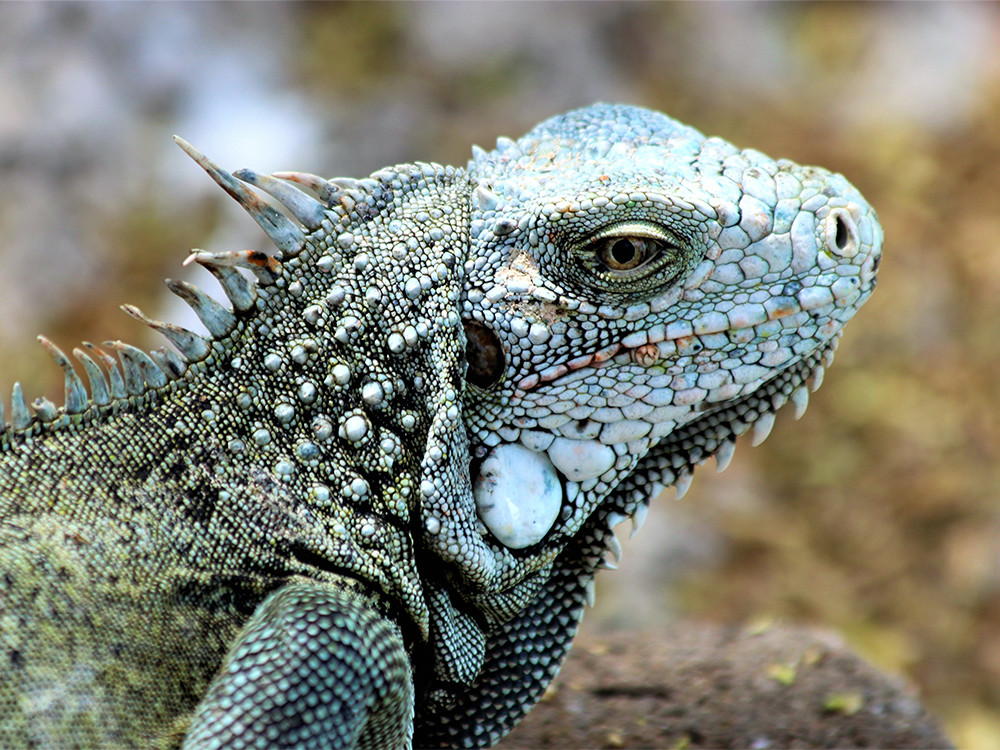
xmin=499 ymin=622 xmax=953 ymax=749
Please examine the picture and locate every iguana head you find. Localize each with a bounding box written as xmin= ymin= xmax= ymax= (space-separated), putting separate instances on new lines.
xmin=460 ymin=103 xmax=881 ymax=586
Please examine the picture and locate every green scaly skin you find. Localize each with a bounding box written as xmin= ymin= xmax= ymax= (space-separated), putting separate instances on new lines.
xmin=0 ymin=105 xmax=881 ymax=748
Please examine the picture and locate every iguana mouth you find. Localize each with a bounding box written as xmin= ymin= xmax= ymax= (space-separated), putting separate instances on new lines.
xmin=515 ymin=281 xmax=871 ymax=393
xmin=681 ymin=334 xmax=838 ymax=455
xmin=591 ymin=333 xmax=842 ymax=587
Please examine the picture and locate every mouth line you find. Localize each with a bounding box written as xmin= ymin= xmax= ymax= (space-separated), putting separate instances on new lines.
xmin=515 ymin=282 xmax=870 ymax=392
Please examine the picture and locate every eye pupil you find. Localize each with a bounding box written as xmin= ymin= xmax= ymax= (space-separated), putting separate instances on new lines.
xmin=610 ymin=239 xmax=637 ymax=266
xmin=599 ymin=236 xmax=651 ymax=271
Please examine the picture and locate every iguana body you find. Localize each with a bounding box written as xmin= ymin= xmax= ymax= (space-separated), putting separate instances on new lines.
xmin=0 ymin=104 xmax=881 ymax=748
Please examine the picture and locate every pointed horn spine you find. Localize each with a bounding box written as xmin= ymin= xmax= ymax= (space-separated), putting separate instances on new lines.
xmin=184 ymin=249 xmax=281 ymax=286
xmin=495 ymin=136 xmax=522 ymax=157
xmin=104 ymin=342 xmax=145 ymax=396
xmin=36 ymin=336 xmax=88 ymax=415
xmin=149 ymin=347 xmax=187 ymax=380
xmin=674 ymin=469 xmax=693 ymax=500
xmin=790 ymin=386 xmax=809 ymax=420
xmin=163 ymin=280 xmax=236 ymax=339
xmin=83 ymin=343 xmax=127 ymax=400
xmin=121 ymin=342 xmax=169 ymax=389
xmin=73 ymin=348 xmax=111 ymax=406
xmin=11 ymin=383 xmax=31 ymax=430
xmin=630 ymin=501 xmax=649 ymax=539
xmin=104 ymin=341 xmax=168 ymax=394
xmin=232 ymin=169 xmax=327 ymax=230
xmin=751 ymin=411 xmax=776 ymax=447
xmin=271 ymin=171 xmax=343 ymax=206
xmin=475 ymin=182 xmax=501 ymax=211
xmin=121 ymin=304 xmax=210 ymax=363
xmin=606 ymin=535 xmax=623 ymax=565
xmin=714 ymin=439 xmax=736 ymax=473
xmin=192 ymin=259 xmax=257 ymax=312
xmin=173 ymin=136 xmax=304 ymax=258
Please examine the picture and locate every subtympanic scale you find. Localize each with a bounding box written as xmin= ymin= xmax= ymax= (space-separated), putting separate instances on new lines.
xmin=474 ymin=443 xmax=561 ymax=549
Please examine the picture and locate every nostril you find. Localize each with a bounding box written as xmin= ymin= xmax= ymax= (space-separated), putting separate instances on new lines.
xmin=835 ymin=215 xmax=849 ymax=250
xmin=826 ymin=208 xmax=859 ymax=258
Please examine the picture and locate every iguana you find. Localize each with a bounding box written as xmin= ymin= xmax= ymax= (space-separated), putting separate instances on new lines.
xmin=0 ymin=104 xmax=881 ymax=748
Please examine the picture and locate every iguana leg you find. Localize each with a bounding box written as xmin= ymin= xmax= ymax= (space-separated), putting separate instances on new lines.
xmin=182 ymin=579 xmax=413 ymax=750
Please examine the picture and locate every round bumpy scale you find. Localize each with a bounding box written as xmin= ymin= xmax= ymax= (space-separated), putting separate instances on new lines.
xmin=343 ymin=415 xmax=369 ymax=443
xmin=473 ymin=443 xmax=562 ymax=549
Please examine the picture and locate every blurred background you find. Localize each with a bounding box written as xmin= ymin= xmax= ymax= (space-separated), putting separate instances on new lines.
xmin=1 ymin=3 xmax=997 ymax=746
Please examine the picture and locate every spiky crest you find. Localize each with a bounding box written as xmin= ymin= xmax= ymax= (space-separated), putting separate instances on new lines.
xmin=1 ymin=139 xmax=334 ymax=437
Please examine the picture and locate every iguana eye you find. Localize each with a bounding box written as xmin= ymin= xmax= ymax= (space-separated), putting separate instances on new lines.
xmin=597 ymin=236 xmax=658 ymax=271
xmin=569 ymin=222 xmax=688 ymax=299
xmin=583 ymin=222 xmax=682 ymax=281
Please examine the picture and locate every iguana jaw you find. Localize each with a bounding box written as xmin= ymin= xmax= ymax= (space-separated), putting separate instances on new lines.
xmin=591 ymin=331 xmax=844 ymax=574
xmin=468 ymin=330 xmax=841 ymax=557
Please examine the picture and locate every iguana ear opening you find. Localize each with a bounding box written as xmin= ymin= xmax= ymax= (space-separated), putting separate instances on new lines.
xmin=462 ymin=320 xmax=504 ymax=390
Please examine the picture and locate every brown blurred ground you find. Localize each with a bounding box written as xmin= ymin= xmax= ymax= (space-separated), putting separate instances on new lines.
xmin=1 ymin=4 xmax=997 ymax=747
